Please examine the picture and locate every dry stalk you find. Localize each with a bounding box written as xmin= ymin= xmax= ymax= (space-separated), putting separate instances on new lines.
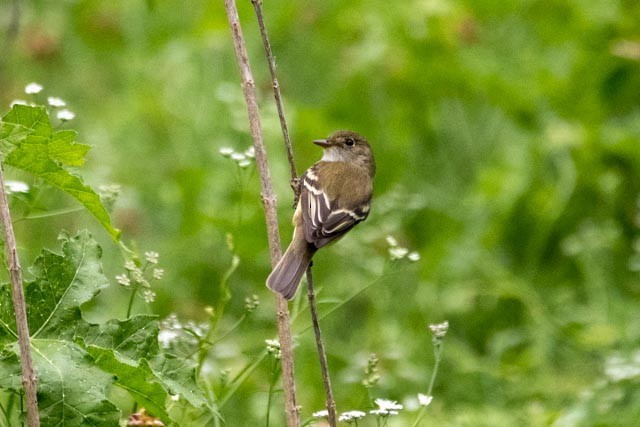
xmin=0 ymin=164 xmax=41 ymax=427
xmin=223 ymin=1 xmax=300 ymax=425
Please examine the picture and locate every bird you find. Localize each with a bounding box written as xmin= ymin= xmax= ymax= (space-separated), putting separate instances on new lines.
xmin=267 ymin=130 xmax=375 ymax=299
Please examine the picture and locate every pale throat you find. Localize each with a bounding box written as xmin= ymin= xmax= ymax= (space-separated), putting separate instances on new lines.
xmin=321 ymin=147 xmax=346 ymax=162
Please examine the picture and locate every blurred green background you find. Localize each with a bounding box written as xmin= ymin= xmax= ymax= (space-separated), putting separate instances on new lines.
xmin=2 ymin=0 xmax=640 ymax=425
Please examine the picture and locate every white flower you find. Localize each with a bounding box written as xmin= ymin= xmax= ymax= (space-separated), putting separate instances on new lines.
xmin=389 ymin=246 xmax=409 ymax=260
xmin=25 ymin=83 xmax=43 ymax=94
xmin=10 ymin=99 xmax=27 ymax=107
xmin=219 ymin=147 xmax=234 ymax=157
xmin=145 ymin=251 xmax=159 ymax=264
xmin=4 ymin=180 xmax=29 ymax=194
xmin=158 ymin=328 xmax=179 ymax=348
xmin=56 ymin=109 xmax=75 ymax=121
xmin=115 ymin=274 xmax=131 ymax=287
xmin=407 ymin=251 xmax=421 ymax=262
xmin=143 ymin=289 xmax=156 ymax=303
xmin=370 ymin=408 xmax=399 ymax=416
xmin=418 ymin=393 xmax=433 ymax=406
xmin=124 ymin=260 xmax=137 ymax=271
xmin=170 ymin=394 xmax=180 ymax=402
xmin=312 ymin=409 xmax=328 ymax=418
xmin=429 ymin=321 xmax=449 ymax=338
xmin=370 ymin=398 xmax=402 ymax=416
xmin=265 ymin=339 xmax=281 ymax=359
xmin=132 ymin=269 xmax=148 ymax=286
xmin=385 ymin=235 xmax=398 ymax=247
xmin=153 ymin=268 xmax=164 ymax=280
xmin=374 ymin=398 xmax=403 ymax=411
xmin=237 ymin=159 xmax=252 ymax=169
xmin=338 ymin=410 xmax=366 ymax=422
xmin=230 ymin=152 xmax=246 ymax=161
xmin=244 ymin=146 xmax=255 ymax=158
xmin=47 ymin=97 xmax=66 ymax=107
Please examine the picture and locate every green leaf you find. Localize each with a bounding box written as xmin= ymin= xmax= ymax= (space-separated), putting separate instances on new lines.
xmin=0 ymin=105 xmax=120 ymax=240
xmin=0 ymin=231 xmax=120 ymax=426
xmin=0 ymin=231 xmax=216 ymax=425
xmin=81 ymin=315 xmax=219 ymax=424
xmin=0 ymin=341 xmax=120 ymax=426
xmin=87 ymin=345 xmax=171 ymax=423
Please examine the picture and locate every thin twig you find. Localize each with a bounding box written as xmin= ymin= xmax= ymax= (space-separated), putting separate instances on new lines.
xmin=249 ymin=3 xmax=338 ymax=424
xmin=0 ymin=164 xmax=40 ymax=427
xmin=306 ymin=268 xmax=337 ymax=426
xmin=223 ymin=2 xmax=300 ymax=426
xmin=250 ymin=0 xmax=299 ymax=195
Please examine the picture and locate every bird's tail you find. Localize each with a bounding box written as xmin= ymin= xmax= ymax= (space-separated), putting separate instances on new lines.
xmin=267 ymin=232 xmax=316 ymax=300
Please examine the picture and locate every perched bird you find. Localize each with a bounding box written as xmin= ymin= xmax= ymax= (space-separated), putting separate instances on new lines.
xmin=267 ymin=130 xmax=376 ymax=299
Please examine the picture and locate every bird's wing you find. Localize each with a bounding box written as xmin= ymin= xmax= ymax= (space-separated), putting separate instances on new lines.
xmin=300 ymin=165 xmax=370 ymax=248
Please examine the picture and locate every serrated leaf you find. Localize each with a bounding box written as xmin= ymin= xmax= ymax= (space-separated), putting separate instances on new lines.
xmin=0 ymin=231 xmax=120 ymax=426
xmin=87 ymin=346 xmax=170 ymax=423
xmin=80 ymin=315 xmax=160 ymax=361
xmin=0 ymin=341 xmax=120 ymax=426
xmin=150 ymin=353 xmax=210 ymax=411
xmin=28 ymin=231 xmax=110 ymax=340
xmin=81 ymin=315 xmax=218 ymax=424
xmin=0 ymin=105 xmax=120 ymax=240
xmin=0 ymin=231 xmax=216 ymax=425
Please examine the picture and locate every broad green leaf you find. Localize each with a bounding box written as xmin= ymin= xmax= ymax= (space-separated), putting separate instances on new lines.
xmin=80 ymin=315 xmax=160 ymax=360
xmin=0 ymin=105 xmax=120 ymax=240
xmin=81 ymin=315 xmax=218 ymax=424
xmin=27 ymin=231 xmax=110 ymax=340
xmin=0 ymin=231 xmax=120 ymax=426
xmin=0 ymin=231 xmax=108 ymax=345
xmin=0 ymin=341 xmax=120 ymax=426
xmin=87 ymin=346 xmax=171 ymax=423
xmin=0 ymin=231 xmax=215 ymax=425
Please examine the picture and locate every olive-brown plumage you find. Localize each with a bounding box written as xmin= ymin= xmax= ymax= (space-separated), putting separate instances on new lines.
xmin=267 ymin=130 xmax=375 ymax=299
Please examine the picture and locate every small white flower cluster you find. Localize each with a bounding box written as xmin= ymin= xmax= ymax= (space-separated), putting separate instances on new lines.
xmin=4 ymin=180 xmax=30 ymax=195
xmin=362 ymin=353 xmax=380 ymax=388
xmin=265 ymin=339 xmax=281 ymax=360
xmin=115 ymin=251 xmax=164 ymax=304
xmin=244 ymin=294 xmax=260 ymax=313
xmin=25 ymin=82 xmax=43 ymax=94
xmin=12 ymin=83 xmax=76 ymax=122
xmin=158 ymin=313 xmax=209 ymax=349
xmin=338 ymin=410 xmax=366 ymax=423
xmin=311 ymin=409 xmax=328 ymax=418
xmin=386 ymin=235 xmax=420 ymax=262
xmin=429 ymin=321 xmax=449 ymax=339
xmin=370 ymin=398 xmax=403 ymax=417
xmin=219 ymin=145 xmax=255 ymax=169
xmin=158 ymin=314 xmax=182 ymax=349
xmin=418 ymin=393 xmax=433 ymax=407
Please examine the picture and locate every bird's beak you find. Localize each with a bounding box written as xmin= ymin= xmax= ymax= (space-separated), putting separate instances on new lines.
xmin=313 ymin=138 xmax=331 ymax=148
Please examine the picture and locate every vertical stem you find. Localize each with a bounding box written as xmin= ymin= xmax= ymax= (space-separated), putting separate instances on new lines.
xmin=306 ymin=268 xmax=337 ymax=427
xmin=0 ymin=164 xmax=40 ymax=427
xmin=250 ymin=0 xmax=298 ymax=189
xmin=125 ymin=283 xmax=138 ymax=319
xmin=223 ymin=2 xmax=300 ymax=425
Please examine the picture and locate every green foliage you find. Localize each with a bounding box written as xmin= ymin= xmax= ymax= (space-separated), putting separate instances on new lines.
xmin=0 ymin=105 xmax=119 ymax=240
xmin=1 ymin=0 xmax=640 ymax=425
xmin=0 ymin=232 xmax=213 ymax=426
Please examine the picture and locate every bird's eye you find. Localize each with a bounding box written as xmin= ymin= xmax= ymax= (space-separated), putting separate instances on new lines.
xmin=345 ymin=137 xmax=355 ymax=147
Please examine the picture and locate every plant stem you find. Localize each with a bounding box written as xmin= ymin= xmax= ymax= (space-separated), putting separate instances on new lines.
xmin=125 ymin=283 xmax=138 ymax=319
xmin=411 ymin=341 xmax=444 ymax=427
xmin=0 ymin=164 xmax=40 ymax=427
xmin=265 ymin=358 xmax=279 ymax=427
xmin=223 ymin=2 xmax=299 ymax=424
xmin=250 ymin=0 xmax=298 ymax=192
xmin=306 ymin=268 xmax=337 ymax=427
